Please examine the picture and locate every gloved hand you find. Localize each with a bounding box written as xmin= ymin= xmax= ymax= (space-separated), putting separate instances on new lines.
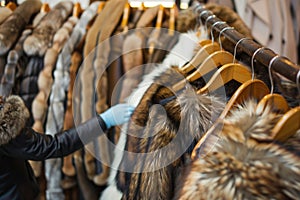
xmin=99 ymin=104 xmax=135 ymax=129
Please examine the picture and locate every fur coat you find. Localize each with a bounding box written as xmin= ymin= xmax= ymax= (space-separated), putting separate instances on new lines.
xmin=0 ymin=7 xmax=12 ymax=25
xmin=23 ymin=1 xmax=73 ymax=56
xmin=174 ymin=100 xmax=300 ymax=199
xmin=116 ymin=67 xmax=224 ymax=200
xmin=0 ymin=0 xmax=42 ymax=56
xmin=100 ymin=31 xmax=200 ymax=200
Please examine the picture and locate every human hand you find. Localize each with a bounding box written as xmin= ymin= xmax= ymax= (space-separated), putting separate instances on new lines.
xmin=99 ymin=104 xmax=135 ymax=129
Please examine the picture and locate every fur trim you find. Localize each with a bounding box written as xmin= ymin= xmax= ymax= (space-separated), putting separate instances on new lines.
xmin=225 ymin=100 xmax=281 ymax=141
xmin=174 ymin=100 xmax=300 ymax=200
xmin=283 ymin=130 xmax=300 ymax=154
xmin=0 ymin=95 xmax=30 ymax=145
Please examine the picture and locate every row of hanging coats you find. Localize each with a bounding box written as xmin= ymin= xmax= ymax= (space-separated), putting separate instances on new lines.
xmin=0 ymin=0 xmax=300 ymax=199
xmin=0 ymin=0 xmax=180 ymax=199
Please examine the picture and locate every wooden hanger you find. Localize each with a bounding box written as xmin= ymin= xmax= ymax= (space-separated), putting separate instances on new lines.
xmin=168 ymin=3 xmax=176 ymax=36
xmin=219 ymin=43 xmax=272 ymax=119
xmin=180 ymin=21 xmax=226 ymax=74
xmin=173 ymin=25 xmax=235 ymax=92
xmin=271 ymin=106 xmax=300 ymax=142
xmin=73 ymin=2 xmax=83 ymax=18
xmin=172 ymin=50 xmax=233 ymax=91
xmin=41 ymin=1 xmax=51 ymax=13
xmin=186 ymin=50 xmax=234 ymax=82
xmin=180 ymin=42 xmax=220 ymax=74
xmin=220 ymin=79 xmax=270 ymax=119
xmin=148 ymin=4 xmax=164 ymax=55
xmin=256 ymin=94 xmax=290 ymax=114
xmin=6 ymin=2 xmax=17 ymax=11
xmin=271 ymin=70 xmax=300 ymax=141
xmin=197 ymin=63 xmax=251 ymax=94
xmin=97 ymin=1 xmax=106 ymax=14
xmin=256 ymin=55 xmax=290 ymax=114
xmin=121 ymin=2 xmax=130 ymax=33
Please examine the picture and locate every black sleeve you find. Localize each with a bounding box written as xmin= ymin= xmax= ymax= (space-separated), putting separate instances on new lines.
xmin=0 ymin=115 xmax=107 ymax=161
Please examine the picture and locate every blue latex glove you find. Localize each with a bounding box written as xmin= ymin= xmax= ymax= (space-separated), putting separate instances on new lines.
xmin=99 ymin=104 xmax=135 ymax=129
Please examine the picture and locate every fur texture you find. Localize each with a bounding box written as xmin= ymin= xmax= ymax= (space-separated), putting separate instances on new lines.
xmin=0 ymin=95 xmax=29 ymax=145
xmin=174 ymin=100 xmax=300 ymax=200
xmin=23 ymin=2 xmax=73 ymax=56
xmin=0 ymin=0 xmax=42 ymax=56
xmin=176 ymin=4 xmax=252 ymax=38
xmin=116 ymin=67 xmax=224 ymax=199
xmin=101 ymin=31 xmax=199 ymax=199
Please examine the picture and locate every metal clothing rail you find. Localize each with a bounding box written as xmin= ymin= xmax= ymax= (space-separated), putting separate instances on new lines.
xmin=192 ymin=1 xmax=300 ymax=84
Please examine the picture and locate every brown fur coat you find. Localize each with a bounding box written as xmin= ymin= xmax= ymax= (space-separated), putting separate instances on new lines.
xmin=116 ymin=68 xmax=224 ymax=199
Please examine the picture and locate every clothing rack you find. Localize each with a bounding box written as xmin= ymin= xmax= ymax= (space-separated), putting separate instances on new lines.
xmin=192 ymin=1 xmax=300 ymax=84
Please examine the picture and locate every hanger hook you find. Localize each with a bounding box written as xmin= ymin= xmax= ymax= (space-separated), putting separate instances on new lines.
xmin=198 ymin=10 xmax=212 ymax=29
xmin=268 ymin=55 xmax=280 ymax=94
xmin=218 ymin=26 xmax=234 ymax=51
xmin=251 ymin=47 xmax=266 ymax=80
xmin=192 ymin=4 xmax=201 ymax=12
xmin=233 ymin=37 xmax=252 ymax=63
xmin=204 ymin=14 xmax=216 ymax=38
xmin=194 ymin=4 xmax=205 ymax=13
xmin=194 ymin=5 xmax=204 ymax=26
xmin=210 ymin=21 xmax=226 ymax=44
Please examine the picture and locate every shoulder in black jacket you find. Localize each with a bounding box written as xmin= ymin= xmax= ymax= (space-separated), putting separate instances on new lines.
xmin=0 ymin=95 xmax=107 ymax=200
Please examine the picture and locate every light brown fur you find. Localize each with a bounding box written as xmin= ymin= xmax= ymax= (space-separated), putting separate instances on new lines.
xmin=175 ymin=100 xmax=300 ymax=200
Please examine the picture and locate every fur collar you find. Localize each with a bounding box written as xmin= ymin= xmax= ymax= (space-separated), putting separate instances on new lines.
xmin=175 ymin=100 xmax=300 ymax=199
xmin=0 ymin=95 xmax=29 ymax=145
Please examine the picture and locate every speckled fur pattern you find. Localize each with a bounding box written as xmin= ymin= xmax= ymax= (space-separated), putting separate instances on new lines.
xmin=174 ymin=100 xmax=300 ymax=200
xmin=0 ymin=95 xmax=29 ymax=145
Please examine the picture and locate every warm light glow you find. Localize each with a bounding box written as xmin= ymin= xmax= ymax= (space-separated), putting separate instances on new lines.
xmin=129 ymin=2 xmax=143 ymax=8
xmin=129 ymin=0 xmax=175 ymax=8
xmin=1 ymin=0 xmax=5 ymax=7
xmin=180 ymin=2 xmax=189 ymax=9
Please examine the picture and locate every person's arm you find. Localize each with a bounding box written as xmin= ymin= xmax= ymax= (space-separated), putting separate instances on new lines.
xmin=0 ymin=103 xmax=134 ymax=161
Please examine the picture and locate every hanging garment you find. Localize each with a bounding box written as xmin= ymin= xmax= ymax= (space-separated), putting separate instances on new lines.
xmin=0 ymin=57 xmax=6 ymax=77
xmin=23 ymin=1 xmax=73 ymax=57
xmin=118 ymin=6 xmax=160 ymax=104
xmin=116 ymin=71 xmax=224 ymax=200
xmin=174 ymin=100 xmax=300 ymax=199
xmin=60 ymin=50 xmax=83 ymax=190
xmin=0 ymin=0 xmax=42 ymax=56
xmin=291 ymin=0 xmax=300 ymax=51
xmin=29 ymin=15 xmax=79 ymax=178
xmin=80 ymin=0 xmax=127 ymax=186
xmin=100 ymin=31 xmax=200 ymax=200
xmin=239 ymin=0 xmax=298 ymax=63
xmin=56 ymin=1 xmax=101 ymax=192
xmin=107 ymin=7 xmax=145 ymax=106
xmin=19 ymin=56 xmax=44 ymax=126
xmin=0 ymin=7 xmax=12 ymax=25
xmin=146 ymin=29 xmax=179 ymax=71
xmin=0 ymin=29 xmax=31 ymax=98
xmin=44 ymin=15 xmax=78 ymax=200
xmin=206 ymin=0 xmax=234 ymax=8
